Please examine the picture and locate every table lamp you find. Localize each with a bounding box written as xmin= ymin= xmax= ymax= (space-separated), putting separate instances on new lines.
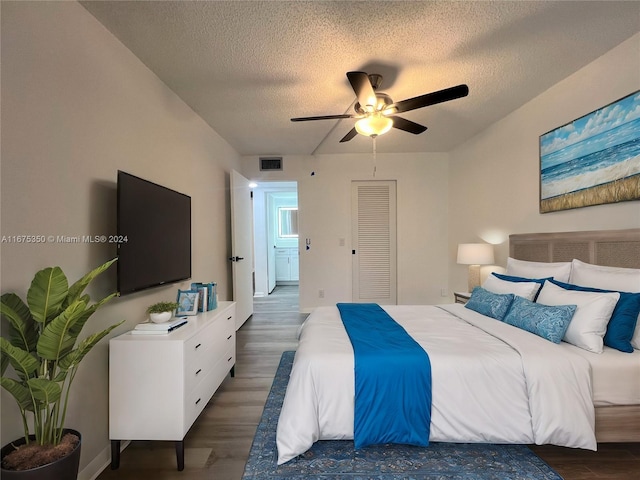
xmin=457 ymin=243 xmax=495 ymax=293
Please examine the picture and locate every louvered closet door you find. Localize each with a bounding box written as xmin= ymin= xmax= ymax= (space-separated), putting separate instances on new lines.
xmin=351 ymin=181 xmax=397 ymax=304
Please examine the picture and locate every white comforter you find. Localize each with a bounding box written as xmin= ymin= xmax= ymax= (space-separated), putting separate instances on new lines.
xmin=276 ymin=304 xmax=596 ymax=464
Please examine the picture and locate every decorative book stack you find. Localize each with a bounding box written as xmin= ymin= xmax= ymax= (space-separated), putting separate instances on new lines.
xmin=131 ymin=317 xmax=188 ymax=335
xmin=191 ymin=282 xmax=217 ymax=312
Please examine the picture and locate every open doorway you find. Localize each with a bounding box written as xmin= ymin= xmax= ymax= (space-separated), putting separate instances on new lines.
xmin=252 ymin=182 xmax=298 ymax=297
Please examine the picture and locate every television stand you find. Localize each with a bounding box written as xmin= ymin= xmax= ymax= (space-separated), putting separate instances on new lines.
xmin=108 ymin=301 xmax=236 ymax=471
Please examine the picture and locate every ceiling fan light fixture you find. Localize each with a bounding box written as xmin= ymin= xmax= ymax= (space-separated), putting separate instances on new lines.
xmin=355 ymin=115 xmax=393 ymax=137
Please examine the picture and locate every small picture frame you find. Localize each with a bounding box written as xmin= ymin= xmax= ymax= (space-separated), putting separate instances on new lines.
xmin=176 ymin=289 xmax=199 ymax=316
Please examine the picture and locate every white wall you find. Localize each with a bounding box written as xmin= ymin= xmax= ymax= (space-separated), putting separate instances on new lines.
xmin=0 ymin=2 xmax=241 ymax=478
xmin=241 ymin=152 xmax=450 ymax=311
xmin=448 ymin=33 xmax=640 ymax=293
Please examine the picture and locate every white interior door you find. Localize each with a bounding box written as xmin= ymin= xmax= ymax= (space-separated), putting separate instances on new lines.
xmin=230 ymin=170 xmax=254 ymax=329
xmin=351 ymin=180 xmax=397 ymax=304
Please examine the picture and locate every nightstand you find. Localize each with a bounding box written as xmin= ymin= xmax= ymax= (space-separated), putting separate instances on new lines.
xmin=454 ymin=292 xmax=471 ymax=304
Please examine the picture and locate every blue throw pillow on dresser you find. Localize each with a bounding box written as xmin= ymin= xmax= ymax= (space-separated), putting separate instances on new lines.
xmin=465 ymin=287 xmax=515 ymax=321
xmin=503 ymin=296 xmax=576 ymax=343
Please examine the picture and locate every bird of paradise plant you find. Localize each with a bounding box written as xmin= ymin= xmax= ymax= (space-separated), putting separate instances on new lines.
xmin=1 ymin=258 xmax=123 ymax=454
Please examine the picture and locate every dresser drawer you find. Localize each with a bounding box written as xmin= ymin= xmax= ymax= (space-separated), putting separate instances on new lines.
xmin=184 ymin=348 xmax=216 ymax=394
xmin=185 ymin=371 xmax=218 ymax=429
xmin=184 ymin=342 xmax=235 ymax=428
xmin=184 ymin=317 xmax=231 ymax=366
xmin=184 ymin=313 xmax=234 ymax=393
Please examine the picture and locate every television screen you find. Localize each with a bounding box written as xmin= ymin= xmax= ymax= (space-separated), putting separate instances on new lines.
xmin=117 ymin=171 xmax=191 ymax=295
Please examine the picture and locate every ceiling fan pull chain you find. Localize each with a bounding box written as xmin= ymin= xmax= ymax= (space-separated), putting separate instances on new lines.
xmin=372 ymin=136 xmax=377 ymax=178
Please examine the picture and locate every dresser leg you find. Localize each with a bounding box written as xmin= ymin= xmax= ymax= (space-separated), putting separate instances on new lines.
xmin=175 ymin=440 xmax=185 ymax=471
xmin=231 ymin=364 xmax=235 ymax=377
xmin=110 ymin=440 xmax=120 ymax=469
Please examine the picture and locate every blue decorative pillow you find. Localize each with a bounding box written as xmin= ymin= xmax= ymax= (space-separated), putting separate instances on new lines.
xmin=549 ymin=279 xmax=640 ymax=353
xmin=492 ymin=273 xmax=551 ymax=301
xmin=503 ymin=296 xmax=576 ymax=343
xmin=465 ymin=287 xmax=514 ymax=321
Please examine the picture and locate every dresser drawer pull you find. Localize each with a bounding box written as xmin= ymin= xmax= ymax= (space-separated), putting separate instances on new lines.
xmin=227 ymin=335 xmax=232 ymax=340
xmin=195 ymin=398 xmax=201 ymax=405
xmin=195 ymin=369 xmax=202 ymax=376
xmin=227 ymin=316 xmax=232 ymax=320
xmin=195 ymin=343 xmax=202 ymax=350
xmin=227 ymin=356 xmax=232 ymax=362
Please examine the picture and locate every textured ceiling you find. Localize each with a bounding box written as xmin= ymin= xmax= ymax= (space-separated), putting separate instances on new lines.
xmin=81 ymin=1 xmax=640 ymax=156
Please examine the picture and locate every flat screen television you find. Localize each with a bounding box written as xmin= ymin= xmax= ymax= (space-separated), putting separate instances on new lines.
xmin=117 ymin=171 xmax=191 ymax=295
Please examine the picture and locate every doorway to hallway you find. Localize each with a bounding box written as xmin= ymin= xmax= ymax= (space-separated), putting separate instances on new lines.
xmin=252 ymin=182 xmax=299 ymax=298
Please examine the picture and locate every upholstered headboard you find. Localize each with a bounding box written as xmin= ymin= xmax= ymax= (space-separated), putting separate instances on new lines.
xmin=509 ymin=228 xmax=640 ymax=269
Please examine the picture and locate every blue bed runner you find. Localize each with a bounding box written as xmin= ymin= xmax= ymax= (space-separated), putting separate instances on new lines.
xmin=336 ymin=303 xmax=432 ymax=449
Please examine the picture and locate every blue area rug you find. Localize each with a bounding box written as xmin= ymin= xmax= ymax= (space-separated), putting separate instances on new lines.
xmin=242 ymin=351 xmax=564 ymax=480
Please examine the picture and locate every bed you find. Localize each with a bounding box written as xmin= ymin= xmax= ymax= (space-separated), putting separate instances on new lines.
xmin=276 ymin=228 xmax=640 ymax=465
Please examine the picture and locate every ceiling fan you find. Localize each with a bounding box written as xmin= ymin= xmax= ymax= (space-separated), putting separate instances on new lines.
xmin=291 ymin=71 xmax=469 ymax=142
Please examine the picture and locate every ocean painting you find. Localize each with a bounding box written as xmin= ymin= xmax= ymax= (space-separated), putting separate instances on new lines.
xmin=539 ymin=91 xmax=640 ymax=213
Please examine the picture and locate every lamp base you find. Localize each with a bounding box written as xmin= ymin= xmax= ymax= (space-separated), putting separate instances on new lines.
xmin=468 ymin=265 xmax=481 ymax=293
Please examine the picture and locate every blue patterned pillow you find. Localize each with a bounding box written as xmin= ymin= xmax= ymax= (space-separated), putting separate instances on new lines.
xmin=465 ymin=287 xmax=514 ymax=321
xmin=503 ymin=296 xmax=576 ymax=343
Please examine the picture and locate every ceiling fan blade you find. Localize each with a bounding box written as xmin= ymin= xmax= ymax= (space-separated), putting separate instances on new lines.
xmin=391 ymin=116 xmax=428 ymax=134
xmin=339 ymin=128 xmax=358 ymax=143
xmin=347 ymin=71 xmax=377 ymax=110
xmin=392 ymin=84 xmax=469 ymax=114
xmin=291 ymin=114 xmax=355 ymax=122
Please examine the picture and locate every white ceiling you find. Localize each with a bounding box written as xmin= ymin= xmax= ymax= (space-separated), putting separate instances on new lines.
xmin=80 ymin=1 xmax=640 ymax=156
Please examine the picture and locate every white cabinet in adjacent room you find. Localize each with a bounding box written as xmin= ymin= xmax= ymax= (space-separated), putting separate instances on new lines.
xmin=275 ymin=248 xmax=299 ymax=283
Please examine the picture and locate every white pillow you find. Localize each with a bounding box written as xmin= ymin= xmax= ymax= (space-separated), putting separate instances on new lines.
xmin=569 ymin=259 xmax=640 ymax=292
xmin=483 ymin=275 xmax=541 ymax=301
xmin=506 ymin=257 xmax=572 ymax=282
xmin=536 ymin=281 xmax=620 ymax=353
xmin=569 ymin=259 xmax=640 ymax=350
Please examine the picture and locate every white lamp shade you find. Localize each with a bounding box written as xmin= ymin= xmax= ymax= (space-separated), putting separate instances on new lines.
xmin=355 ymin=115 xmax=393 ymax=137
xmin=457 ymin=243 xmax=494 ymax=265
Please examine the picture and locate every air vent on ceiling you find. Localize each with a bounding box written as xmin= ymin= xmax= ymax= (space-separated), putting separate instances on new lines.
xmin=259 ymin=157 xmax=283 ymax=171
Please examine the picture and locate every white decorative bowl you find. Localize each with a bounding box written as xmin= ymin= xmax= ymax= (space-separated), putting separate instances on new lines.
xmin=149 ymin=311 xmax=172 ymax=323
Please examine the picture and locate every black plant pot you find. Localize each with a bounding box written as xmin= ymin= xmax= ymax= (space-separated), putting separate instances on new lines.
xmin=0 ymin=429 xmax=81 ymax=480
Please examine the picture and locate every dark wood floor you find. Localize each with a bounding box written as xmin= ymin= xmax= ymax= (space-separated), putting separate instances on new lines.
xmin=98 ymin=286 xmax=640 ymax=479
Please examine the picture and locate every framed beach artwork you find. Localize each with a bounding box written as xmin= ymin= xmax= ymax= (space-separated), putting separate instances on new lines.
xmin=539 ymin=90 xmax=640 ymax=213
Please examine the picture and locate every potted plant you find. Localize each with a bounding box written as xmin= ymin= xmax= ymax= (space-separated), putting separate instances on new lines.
xmin=146 ymin=301 xmax=178 ymax=323
xmin=0 ymin=258 xmax=123 ymax=479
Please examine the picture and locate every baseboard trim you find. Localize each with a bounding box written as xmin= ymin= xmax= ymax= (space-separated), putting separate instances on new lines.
xmin=79 ymin=440 xmax=130 ymax=480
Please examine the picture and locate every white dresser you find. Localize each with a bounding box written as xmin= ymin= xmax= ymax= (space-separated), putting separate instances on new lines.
xmin=109 ymin=301 xmax=236 ymax=471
